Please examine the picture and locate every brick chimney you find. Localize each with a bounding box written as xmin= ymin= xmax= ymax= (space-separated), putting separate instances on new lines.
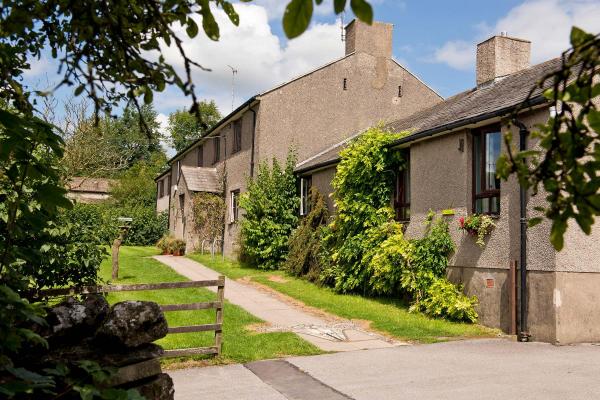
xmin=345 ymin=20 xmax=393 ymax=59
xmin=476 ymin=33 xmax=531 ymax=87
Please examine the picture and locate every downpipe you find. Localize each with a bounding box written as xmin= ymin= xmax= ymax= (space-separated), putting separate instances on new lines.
xmin=513 ymin=118 xmax=531 ymax=342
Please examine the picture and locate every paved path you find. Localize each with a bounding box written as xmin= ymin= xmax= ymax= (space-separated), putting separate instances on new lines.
xmin=153 ymin=255 xmax=400 ymax=351
xmin=169 ymin=339 xmax=600 ymax=400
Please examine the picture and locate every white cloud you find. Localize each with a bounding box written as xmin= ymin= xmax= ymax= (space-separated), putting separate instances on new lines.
xmin=156 ymin=3 xmax=344 ymax=114
xmin=432 ymin=41 xmax=473 ymax=71
xmin=432 ymin=0 xmax=600 ymax=71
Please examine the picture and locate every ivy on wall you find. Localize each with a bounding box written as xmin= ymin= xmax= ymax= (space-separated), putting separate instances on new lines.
xmin=192 ymin=192 xmax=225 ymax=242
xmin=322 ymin=127 xmax=478 ymax=322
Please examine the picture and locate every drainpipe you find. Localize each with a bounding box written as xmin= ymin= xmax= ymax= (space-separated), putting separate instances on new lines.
xmin=249 ymin=107 xmax=257 ymax=178
xmin=513 ymin=118 xmax=530 ymax=342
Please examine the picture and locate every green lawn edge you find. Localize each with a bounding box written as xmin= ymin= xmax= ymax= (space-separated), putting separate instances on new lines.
xmin=100 ymin=246 xmax=322 ymax=368
xmin=188 ymin=252 xmax=499 ymax=344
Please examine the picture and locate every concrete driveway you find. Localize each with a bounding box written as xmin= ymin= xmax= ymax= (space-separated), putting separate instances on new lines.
xmin=169 ymin=339 xmax=600 ymax=400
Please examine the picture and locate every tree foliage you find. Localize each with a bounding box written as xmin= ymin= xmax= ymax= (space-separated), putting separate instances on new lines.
xmin=498 ymin=27 xmax=600 ymax=250
xmin=168 ymin=102 xmax=222 ymax=152
xmin=240 ymin=150 xmax=298 ymax=270
xmin=62 ymin=102 xmax=164 ymax=178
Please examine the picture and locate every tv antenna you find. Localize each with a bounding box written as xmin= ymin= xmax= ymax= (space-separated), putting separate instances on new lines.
xmin=340 ymin=12 xmax=346 ymax=42
xmin=227 ymin=65 xmax=238 ymax=112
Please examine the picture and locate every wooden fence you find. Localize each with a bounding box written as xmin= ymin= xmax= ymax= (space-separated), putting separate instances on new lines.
xmin=41 ymin=276 xmax=225 ymax=357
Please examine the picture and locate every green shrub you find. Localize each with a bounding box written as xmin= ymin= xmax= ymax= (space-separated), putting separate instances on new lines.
xmin=239 ymin=150 xmax=298 ymax=270
xmin=283 ymin=188 xmax=329 ymax=281
xmin=156 ymin=234 xmax=186 ymax=255
xmin=418 ymin=278 xmax=479 ymax=323
xmin=61 ymin=203 xmax=168 ymax=246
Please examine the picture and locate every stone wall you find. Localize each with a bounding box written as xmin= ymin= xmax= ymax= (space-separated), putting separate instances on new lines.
xmin=24 ymin=296 xmax=174 ymax=399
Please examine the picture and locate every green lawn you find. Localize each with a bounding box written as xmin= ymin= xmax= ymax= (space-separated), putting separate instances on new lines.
xmin=100 ymin=247 xmax=321 ymax=367
xmin=188 ymin=253 xmax=498 ymax=343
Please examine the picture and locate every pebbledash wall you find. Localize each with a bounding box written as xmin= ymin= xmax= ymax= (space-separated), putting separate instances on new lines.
xmin=403 ymin=109 xmax=600 ymax=344
xmin=156 ymin=19 xmax=443 ymax=257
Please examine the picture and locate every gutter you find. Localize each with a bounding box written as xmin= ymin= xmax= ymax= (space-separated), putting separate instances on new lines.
xmin=249 ymin=107 xmax=257 ymax=178
xmin=294 ymin=95 xmax=547 ymax=175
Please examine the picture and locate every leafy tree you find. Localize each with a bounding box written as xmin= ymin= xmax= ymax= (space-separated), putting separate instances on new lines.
xmin=168 ymin=102 xmax=222 ymax=152
xmin=110 ymin=153 xmax=167 ymax=208
xmin=62 ymin=102 xmax=165 ymax=177
xmin=499 ymin=27 xmax=600 ymax=250
xmin=240 ymin=150 xmax=298 ymax=270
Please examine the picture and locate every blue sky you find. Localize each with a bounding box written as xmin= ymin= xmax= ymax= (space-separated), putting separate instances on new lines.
xmin=23 ymin=0 xmax=600 ymax=137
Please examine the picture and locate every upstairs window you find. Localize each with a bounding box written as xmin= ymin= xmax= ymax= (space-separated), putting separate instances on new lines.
xmin=393 ymin=151 xmax=410 ymax=222
xmin=473 ymin=126 xmax=501 ymax=215
xmin=197 ymin=145 xmax=204 ymax=167
xmin=300 ymin=176 xmax=312 ymax=216
xmin=158 ymin=179 xmax=164 ymax=198
xmin=230 ymin=190 xmax=240 ymax=223
xmin=233 ymin=120 xmax=242 ymax=153
xmin=213 ymin=137 xmax=221 ymax=164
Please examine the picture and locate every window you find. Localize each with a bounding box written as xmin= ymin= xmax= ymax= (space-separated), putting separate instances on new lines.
xmin=158 ymin=179 xmax=164 ymax=198
xmin=393 ymin=151 xmax=410 ymax=221
xmin=197 ymin=145 xmax=203 ymax=167
xmin=230 ymin=190 xmax=240 ymax=223
xmin=343 ymin=78 xmax=348 ymax=90
xmin=233 ymin=120 xmax=242 ymax=153
xmin=179 ymin=193 xmax=185 ymax=216
xmin=398 ymin=85 xmax=403 ymax=97
xmin=167 ymin=175 xmax=171 ymax=195
xmin=300 ymin=176 xmax=312 ymax=216
xmin=473 ymin=126 xmax=501 ymax=215
xmin=213 ymin=137 xmax=220 ymax=164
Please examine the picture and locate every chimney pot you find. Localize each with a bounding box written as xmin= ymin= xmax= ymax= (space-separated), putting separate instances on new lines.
xmin=476 ymin=35 xmax=531 ymax=87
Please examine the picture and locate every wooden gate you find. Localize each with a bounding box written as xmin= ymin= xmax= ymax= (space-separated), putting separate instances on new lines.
xmin=41 ymin=276 xmax=225 ymax=357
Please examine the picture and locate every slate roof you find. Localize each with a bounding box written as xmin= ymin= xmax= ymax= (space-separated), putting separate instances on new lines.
xmin=295 ymin=57 xmax=561 ymax=173
xmin=68 ymin=177 xmax=115 ymax=193
xmin=180 ymin=166 xmax=221 ymax=194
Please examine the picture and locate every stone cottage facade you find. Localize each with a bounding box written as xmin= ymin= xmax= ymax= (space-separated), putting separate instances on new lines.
xmin=155 ymin=20 xmax=443 ymax=255
xmin=296 ymin=34 xmax=600 ymax=344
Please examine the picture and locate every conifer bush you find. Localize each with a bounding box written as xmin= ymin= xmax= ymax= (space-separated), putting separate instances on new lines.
xmin=284 ymin=188 xmax=329 ymax=281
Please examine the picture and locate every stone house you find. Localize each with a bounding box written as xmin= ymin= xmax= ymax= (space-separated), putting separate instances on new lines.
xmin=296 ymin=33 xmax=600 ymax=344
xmin=155 ymin=20 xmax=443 ymax=254
xmin=67 ymin=177 xmax=115 ymax=203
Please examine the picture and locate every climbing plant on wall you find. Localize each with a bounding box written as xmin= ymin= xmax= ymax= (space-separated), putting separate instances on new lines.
xmin=192 ymin=192 xmax=226 ymax=242
xmin=323 ymin=127 xmax=478 ymax=322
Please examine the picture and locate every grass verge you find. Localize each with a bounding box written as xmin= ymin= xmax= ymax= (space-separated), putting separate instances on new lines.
xmin=188 ymin=253 xmax=498 ymax=343
xmin=100 ymin=246 xmax=321 ymax=368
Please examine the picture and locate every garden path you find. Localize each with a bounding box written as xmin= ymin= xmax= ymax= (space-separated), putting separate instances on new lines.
xmin=153 ymin=255 xmax=405 ymax=352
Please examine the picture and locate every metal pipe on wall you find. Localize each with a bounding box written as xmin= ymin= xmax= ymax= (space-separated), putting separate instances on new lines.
xmin=512 ymin=118 xmax=531 ymax=342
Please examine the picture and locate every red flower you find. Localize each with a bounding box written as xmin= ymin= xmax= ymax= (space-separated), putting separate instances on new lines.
xmin=458 ymin=217 xmax=465 ymax=228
